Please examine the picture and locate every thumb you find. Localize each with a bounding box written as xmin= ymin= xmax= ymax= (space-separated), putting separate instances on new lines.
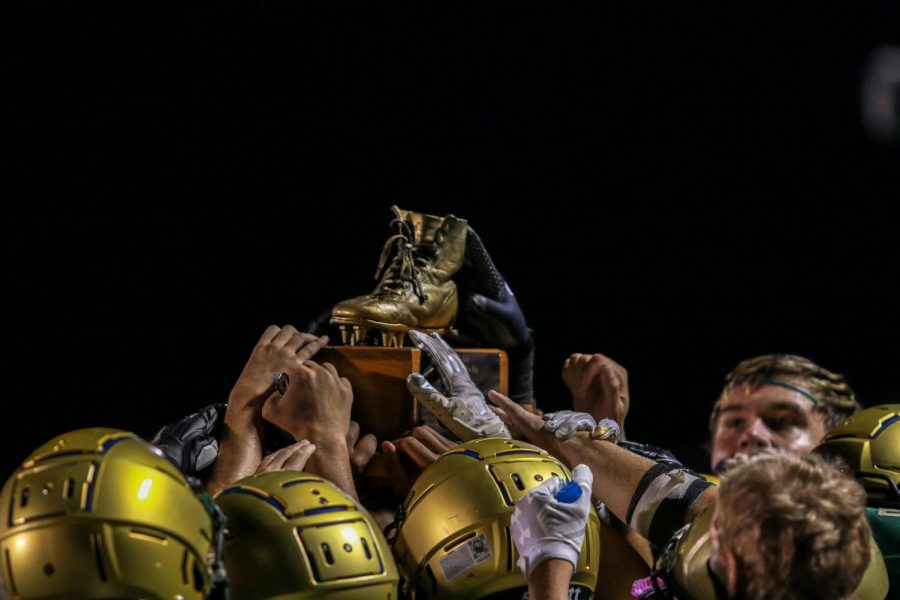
xmin=572 ymin=464 xmax=594 ymax=490
xmin=406 ymin=373 xmax=439 ymax=398
xmin=355 ymin=433 xmax=378 ymax=459
xmin=351 ymin=433 xmax=378 ymax=474
xmin=407 ymin=373 xmax=451 ymax=415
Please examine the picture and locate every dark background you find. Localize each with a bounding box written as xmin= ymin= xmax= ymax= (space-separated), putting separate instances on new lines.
xmin=5 ymin=2 xmax=899 ymax=478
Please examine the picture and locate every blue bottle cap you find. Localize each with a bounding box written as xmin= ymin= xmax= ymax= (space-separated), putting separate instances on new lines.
xmin=554 ymin=481 xmax=582 ymax=503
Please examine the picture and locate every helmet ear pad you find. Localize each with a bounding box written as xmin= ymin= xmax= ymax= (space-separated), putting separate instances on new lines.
xmin=0 ymin=428 xmax=216 ymax=599
xmin=393 ymin=437 xmax=601 ymax=599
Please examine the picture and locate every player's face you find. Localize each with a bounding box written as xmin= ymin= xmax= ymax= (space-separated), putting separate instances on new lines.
xmin=710 ymin=381 xmax=828 ymax=472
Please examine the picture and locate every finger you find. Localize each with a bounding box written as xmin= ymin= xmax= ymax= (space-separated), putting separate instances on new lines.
xmin=406 ymin=374 xmax=451 ymax=410
xmin=284 ymin=361 xmax=315 ymax=384
xmin=572 ymin=464 xmax=594 ymax=490
xmin=490 ymin=405 xmax=511 ymax=424
xmin=283 ymin=331 xmax=317 ymax=354
xmin=271 ymin=325 xmax=299 ymax=347
xmin=382 ymin=441 xmax=411 ymax=496
xmin=406 ymin=373 xmax=439 ymax=397
xmin=259 ymin=325 xmax=282 ymax=345
xmin=411 ymin=426 xmax=456 ymax=453
xmin=260 ymin=440 xmax=310 ymax=471
xmin=409 ymin=331 xmax=451 ymax=375
xmin=488 ymin=390 xmax=545 ymax=440
xmin=431 ymin=332 xmax=468 ymax=373
xmin=598 ymin=365 xmax=622 ymax=413
xmin=283 ymin=442 xmax=317 ymax=471
xmin=296 ymin=335 xmax=329 ymax=362
xmin=319 ymin=362 xmax=339 ymax=377
xmin=258 ymin=448 xmax=283 ymax=471
xmin=351 ymin=433 xmax=378 ymax=473
xmin=281 ymin=363 xmax=316 ymax=398
xmin=396 ymin=437 xmax=440 ymax=470
xmin=409 ymin=331 xmax=459 ymax=389
xmin=346 ymin=420 xmax=361 ymax=447
xmin=487 ymin=388 xmax=521 ymax=412
xmin=592 ymin=353 xmax=622 ymax=370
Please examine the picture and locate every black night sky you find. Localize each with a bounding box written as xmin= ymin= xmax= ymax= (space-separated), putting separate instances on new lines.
xmin=5 ymin=2 xmax=899 ymax=477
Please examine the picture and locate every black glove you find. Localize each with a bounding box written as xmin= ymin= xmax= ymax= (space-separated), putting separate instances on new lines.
xmin=150 ymin=403 xmax=226 ymax=477
xmin=453 ymin=226 xmax=535 ymax=405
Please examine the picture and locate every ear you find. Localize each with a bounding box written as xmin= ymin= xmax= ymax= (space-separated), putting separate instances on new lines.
xmin=724 ymin=548 xmax=740 ymax=597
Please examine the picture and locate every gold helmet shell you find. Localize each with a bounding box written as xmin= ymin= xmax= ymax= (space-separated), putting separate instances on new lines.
xmin=816 ymin=404 xmax=900 ymax=506
xmin=215 ymin=471 xmax=399 ymax=599
xmin=0 ymin=428 xmax=216 ymax=599
xmin=393 ymin=437 xmax=601 ymax=599
xmin=657 ymin=506 xmax=889 ymax=600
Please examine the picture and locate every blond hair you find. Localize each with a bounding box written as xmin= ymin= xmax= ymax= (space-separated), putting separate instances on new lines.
xmin=710 ymin=354 xmax=860 ymax=432
xmin=715 ymin=450 xmax=871 ymax=600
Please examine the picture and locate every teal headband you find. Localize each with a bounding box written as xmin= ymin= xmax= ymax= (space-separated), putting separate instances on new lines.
xmin=763 ymin=379 xmax=822 ymax=407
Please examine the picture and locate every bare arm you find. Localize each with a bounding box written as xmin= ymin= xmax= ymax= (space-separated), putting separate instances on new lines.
xmin=489 ymin=390 xmax=717 ymax=531
xmin=528 ymin=559 xmax=574 ymax=600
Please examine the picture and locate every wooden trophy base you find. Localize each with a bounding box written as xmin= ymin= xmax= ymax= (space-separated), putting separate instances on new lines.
xmin=311 ymin=346 xmax=508 ymax=484
xmin=312 ymin=346 xmax=508 ymax=442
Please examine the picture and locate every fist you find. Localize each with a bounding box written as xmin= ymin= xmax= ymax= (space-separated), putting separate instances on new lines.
xmin=561 ymin=353 xmax=629 ymax=426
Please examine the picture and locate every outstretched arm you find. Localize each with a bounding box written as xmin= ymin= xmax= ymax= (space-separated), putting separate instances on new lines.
xmin=490 ymin=391 xmax=717 ymax=549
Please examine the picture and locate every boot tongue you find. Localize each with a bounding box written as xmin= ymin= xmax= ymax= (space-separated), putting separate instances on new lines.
xmin=390 ymin=205 xmax=446 ymax=244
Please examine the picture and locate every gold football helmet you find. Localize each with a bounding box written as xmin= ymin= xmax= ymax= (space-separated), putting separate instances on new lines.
xmin=393 ymin=437 xmax=601 ymax=599
xmin=0 ymin=428 xmax=219 ymax=599
xmin=816 ymin=404 xmax=900 ymax=506
xmin=215 ymin=471 xmax=399 ymax=599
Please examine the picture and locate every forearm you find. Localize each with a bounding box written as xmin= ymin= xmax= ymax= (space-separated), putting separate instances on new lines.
xmin=299 ymin=436 xmax=358 ymax=500
xmin=527 ymin=559 xmax=574 ymax=600
xmin=557 ymin=433 xmax=656 ymax=524
xmin=206 ymin=420 xmax=264 ymax=495
xmin=558 ymin=433 xmax=718 ymax=547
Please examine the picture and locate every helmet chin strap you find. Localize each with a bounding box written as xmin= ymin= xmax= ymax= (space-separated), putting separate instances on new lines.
xmin=187 ymin=476 xmax=228 ymax=598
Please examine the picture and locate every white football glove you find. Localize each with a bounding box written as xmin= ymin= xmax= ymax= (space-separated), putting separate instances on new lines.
xmin=511 ymin=464 xmax=594 ymax=577
xmin=406 ymin=330 xmax=511 ymax=440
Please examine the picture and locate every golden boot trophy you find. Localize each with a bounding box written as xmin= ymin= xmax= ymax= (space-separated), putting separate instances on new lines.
xmin=331 ymin=205 xmax=467 ymax=347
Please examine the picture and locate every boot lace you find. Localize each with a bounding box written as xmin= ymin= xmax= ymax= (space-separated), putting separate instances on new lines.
xmin=373 ymin=219 xmax=435 ymax=304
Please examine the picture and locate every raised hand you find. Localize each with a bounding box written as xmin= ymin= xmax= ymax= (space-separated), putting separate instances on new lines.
xmin=262 ymin=361 xmax=352 ymax=442
xmin=562 ymin=353 xmax=629 ymax=434
xmin=262 ymin=360 xmax=358 ymax=498
xmin=453 ymin=226 xmax=535 ymax=405
xmin=207 ymin=325 xmax=328 ymax=494
xmin=227 ymin=325 xmax=329 ymax=428
xmin=406 ymin=330 xmax=510 ymax=440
